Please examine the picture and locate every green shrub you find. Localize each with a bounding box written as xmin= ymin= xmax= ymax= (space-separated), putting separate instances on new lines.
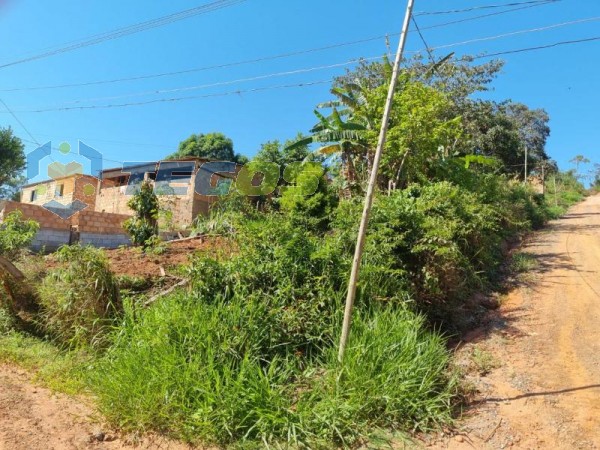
xmin=90 ymin=295 xmax=454 ymax=447
xmin=123 ymin=181 xmax=159 ymax=247
xmin=0 ymin=305 xmax=14 ymax=334
xmin=37 ymin=245 xmax=121 ymax=348
xmin=0 ymin=210 xmax=39 ymax=258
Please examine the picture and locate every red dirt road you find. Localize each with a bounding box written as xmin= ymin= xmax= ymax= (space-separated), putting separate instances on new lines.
xmin=0 ymin=365 xmax=191 ymax=450
xmin=432 ymin=194 xmax=600 ymax=449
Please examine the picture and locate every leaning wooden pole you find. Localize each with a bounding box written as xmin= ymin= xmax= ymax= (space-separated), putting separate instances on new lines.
xmin=338 ymin=0 xmax=415 ymax=362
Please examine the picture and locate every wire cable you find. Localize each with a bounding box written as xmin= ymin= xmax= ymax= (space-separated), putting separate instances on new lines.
xmin=415 ymin=0 xmax=560 ymax=16
xmin=5 ymin=36 xmax=600 ymax=113
xmin=55 ymin=56 xmax=382 ymax=106
xmin=411 ymin=17 xmax=436 ymax=63
xmin=0 ymin=99 xmax=44 ymax=148
xmin=14 ymin=17 xmax=600 ymax=108
xmin=0 ymin=0 xmax=562 ymax=92
xmin=473 ymin=35 xmax=600 ymax=59
xmin=427 ymin=16 xmax=600 ymax=52
xmin=0 ymin=0 xmax=247 ymax=71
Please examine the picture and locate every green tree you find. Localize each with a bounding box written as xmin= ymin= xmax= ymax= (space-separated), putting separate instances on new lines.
xmin=123 ymin=181 xmax=160 ymax=247
xmin=169 ymin=132 xmax=247 ymax=163
xmin=592 ymin=163 xmax=600 ymax=188
xmin=0 ymin=127 xmax=26 ymax=199
xmin=569 ymin=154 xmax=590 ymax=173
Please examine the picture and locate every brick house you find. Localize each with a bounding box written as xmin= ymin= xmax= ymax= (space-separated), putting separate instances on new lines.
xmin=2 ymin=158 xmax=239 ymax=250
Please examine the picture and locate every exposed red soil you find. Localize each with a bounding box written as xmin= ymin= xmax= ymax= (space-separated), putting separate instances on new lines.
xmin=104 ymin=236 xmax=234 ymax=278
xmin=0 ymin=364 xmax=192 ymax=450
xmin=424 ymin=194 xmax=600 ymax=449
xmin=43 ymin=236 xmax=234 ymax=279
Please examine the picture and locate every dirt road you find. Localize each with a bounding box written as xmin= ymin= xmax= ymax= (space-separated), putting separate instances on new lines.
xmin=0 ymin=366 xmax=189 ymax=449
xmin=431 ymin=194 xmax=600 ymax=449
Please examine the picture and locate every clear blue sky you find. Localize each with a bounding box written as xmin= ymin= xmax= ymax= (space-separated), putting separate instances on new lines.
xmin=0 ymin=0 xmax=598 ymax=181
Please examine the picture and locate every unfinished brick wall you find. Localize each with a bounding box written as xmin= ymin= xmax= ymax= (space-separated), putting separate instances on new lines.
xmin=73 ymin=210 xmax=130 ymax=235
xmin=96 ymin=183 xmax=133 ymax=216
xmin=73 ymin=210 xmax=131 ymax=248
xmin=0 ymin=201 xmax=132 ymax=250
xmin=0 ymin=201 xmax=71 ymax=230
xmin=0 ymin=201 xmax=72 ymax=251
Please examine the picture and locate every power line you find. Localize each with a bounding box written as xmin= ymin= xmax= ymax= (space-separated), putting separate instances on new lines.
xmin=474 ymin=35 xmax=600 ymax=59
xmin=418 ymin=1 xmax=560 ymax=31
xmin=11 ymin=17 xmax=600 ymax=110
xmin=56 ymin=57 xmax=382 ymax=106
xmin=0 ymin=0 xmax=247 ymax=71
xmin=428 ymin=16 xmax=600 ymax=52
xmin=411 ymin=17 xmax=436 ymax=63
xmin=415 ymin=0 xmax=560 ymax=16
xmin=0 ymin=36 xmax=389 ymax=93
xmin=4 ymin=35 xmax=600 ymax=114
xmin=0 ymin=0 xmax=560 ymax=93
xmin=9 ymin=80 xmax=333 ymax=113
xmin=0 ymin=99 xmax=44 ymax=148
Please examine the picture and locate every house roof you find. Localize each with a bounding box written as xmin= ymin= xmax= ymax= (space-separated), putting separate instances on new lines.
xmin=101 ymin=158 xmax=241 ymax=178
xmin=21 ymin=174 xmax=98 ymax=189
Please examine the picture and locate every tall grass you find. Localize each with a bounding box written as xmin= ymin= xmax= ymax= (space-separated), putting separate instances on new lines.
xmin=37 ymin=245 xmax=121 ymax=349
xmin=91 ymin=295 xmax=455 ymax=447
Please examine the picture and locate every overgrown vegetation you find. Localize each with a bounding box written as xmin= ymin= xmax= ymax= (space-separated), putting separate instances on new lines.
xmin=37 ymin=245 xmax=121 ymax=349
xmin=0 ymin=210 xmax=39 ymax=259
xmin=0 ymin=53 xmax=592 ymax=448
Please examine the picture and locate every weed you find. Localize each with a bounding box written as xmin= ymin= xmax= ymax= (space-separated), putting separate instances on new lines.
xmin=511 ymin=252 xmax=538 ymax=273
xmin=470 ymin=348 xmax=499 ymax=376
xmin=0 ymin=331 xmax=86 ymax=394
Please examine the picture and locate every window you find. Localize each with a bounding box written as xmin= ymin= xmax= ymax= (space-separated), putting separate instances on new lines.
xmin=30 ymin=190 xmax=37 ymax=202
xmin=55 ymin=184 xmax=64 ymax=197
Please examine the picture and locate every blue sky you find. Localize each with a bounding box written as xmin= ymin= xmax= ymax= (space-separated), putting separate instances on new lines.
xmin=0 ymin=0 xmax=598 ymax=183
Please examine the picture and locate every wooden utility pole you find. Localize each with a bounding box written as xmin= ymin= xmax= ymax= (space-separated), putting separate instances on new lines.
xmin=524 ymin=147 xmax=528 ymax=183
xmin=338 ymin=0 xmax=415 ymax=363
xmin=541 ymin=162 xmax=546 ymax=195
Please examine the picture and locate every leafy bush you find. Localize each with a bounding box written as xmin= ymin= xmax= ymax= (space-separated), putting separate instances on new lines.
xmin=0 ymin=305 xmax=14 ymax=334
xmin=123 ymin=181 xmax=159 ymax=247
xmin=37 ymin=245 xmax=121 ymax=348
xmin=0 ymin=210 xmax=39 ymax=258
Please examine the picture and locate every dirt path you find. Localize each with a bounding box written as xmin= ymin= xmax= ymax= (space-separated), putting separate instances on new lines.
xmin=430 ymin=194 xmax=600 ymax=449
xmin=0 ymin=365 xmax=191 ymax=450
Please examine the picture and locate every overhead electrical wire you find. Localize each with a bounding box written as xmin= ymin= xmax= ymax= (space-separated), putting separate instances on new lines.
xmin=0 ymin=99 xmax=42 ymax=146
xmin=55 ymin=57 xmax=382 ymax=106
xmin=428 ymin=16 xmax=600 ymax=52
xmin=411 ymin=17 xmax=436 ymax=63
xmin=473 ymin=35 xmax=600 ymax=58
xmin=418 ymin=1 xmax=562 ymax=32
xmin=415 ymin=0 xmax=561 ymax=16
xmin=0 ymin=0 xmax=561 ymax=92
xmin=7 ymin=16 xmax=600 ymax=110
xmin=8 ymin=31 xmax=600 ymax=115
xmin=0 ymin=0 xmax=248 ymax=71
xmin=9 ymin=80 xmax=333 ymax=113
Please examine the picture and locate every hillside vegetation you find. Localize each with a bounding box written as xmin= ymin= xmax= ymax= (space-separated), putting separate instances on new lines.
xmin=0 ymin=55 xmax=591 ymax=448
